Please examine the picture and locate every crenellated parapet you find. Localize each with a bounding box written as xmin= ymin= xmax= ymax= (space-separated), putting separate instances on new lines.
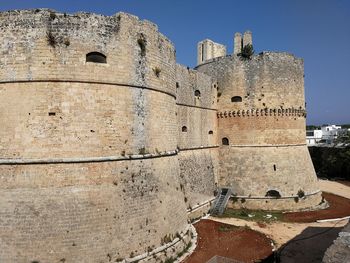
xmin=217 ymin=108 xmax=307 ymax=118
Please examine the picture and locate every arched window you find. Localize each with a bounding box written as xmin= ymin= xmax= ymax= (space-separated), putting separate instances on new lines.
xmin=222 ymin=137 xmax=229 ymax=145
xmin=86 ymin=52 xmax=107 ymax=63
xmin=265 ymin=190 xmax=281 ymax=198
xmin=182 ymin=126 xmax=187 ymax=132
xmin=194 ymin=90 xmax=201 ymax=98
xmin=231 ymin=96 xmax=242 ymax=102
xmin=208 ymin=130 xmax=213 ymax=135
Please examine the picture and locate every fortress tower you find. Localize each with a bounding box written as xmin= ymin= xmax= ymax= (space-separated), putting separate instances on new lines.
xmin=0 ymin=9 xmax=193 ymax=263
xmin=196 ymin=32 xmax=322 ymax=210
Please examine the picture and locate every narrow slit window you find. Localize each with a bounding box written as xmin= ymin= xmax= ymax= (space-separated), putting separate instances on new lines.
xmin=201 ymin=43 xmax=204 ymax=62
xmin=86 ymin=52 xmax=107 ymax=63
xmin=273 ymin=164 xmax=276 ymax=171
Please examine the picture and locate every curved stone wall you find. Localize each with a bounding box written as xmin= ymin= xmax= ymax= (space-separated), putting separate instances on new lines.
xmin=0 ymin=9 xmax=176 ymax=95
xmin=197 ymin=53 xmax=322 ymax=210
xmin=0 ymin=9 xmax=189 ymax=262
xmin=175 ymin=65 xmax=218 ymax=210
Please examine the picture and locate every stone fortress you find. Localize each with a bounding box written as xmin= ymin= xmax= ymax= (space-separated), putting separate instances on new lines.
xmin=0 ymin=9 xmax=322 ymax=263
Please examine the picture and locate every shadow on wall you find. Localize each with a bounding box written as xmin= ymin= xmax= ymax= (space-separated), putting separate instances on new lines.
xmin=269 ymin=226 xmax=344 ymax=263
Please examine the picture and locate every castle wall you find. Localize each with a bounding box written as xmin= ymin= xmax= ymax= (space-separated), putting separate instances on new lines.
xmin=219 ymin=146 xmax=319 ymax=197
xmin=0 ymin=9 xmax=190 ymax=262
xmin=197 ymin=52 xmax=322 ymax=210
xmin=0 ymin=82 xmax=177 ymax=158
xmin=0 ymin=10 xmax=176 ymax=95
xmin=176 ymin=64 xmax=218 ymax=208
xmin=0 ymin=157 xmax=189 ymax=262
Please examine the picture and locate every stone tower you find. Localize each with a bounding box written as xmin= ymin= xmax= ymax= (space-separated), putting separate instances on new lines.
xmin=197 ymin=39 xmax=226 ymax=65
xmin=196 ymin=32 xmax=322 ymax=210
xmin=243 ymin=30 xmax=253 ymax=47
xmin=0 ymin=9 xmax=193 ymax=263
xmin=234 ymin=31 xmax=253 ymax=54
xmin=233 ymin=32 xmax=242 ymax=54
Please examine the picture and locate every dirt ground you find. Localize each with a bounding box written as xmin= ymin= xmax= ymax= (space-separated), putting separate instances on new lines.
xmin=184 ymin=219 xmax=273 ymax=263
xmin=184 ymin=180 xmax=350 ymax=263
xmin=283 ymin=192 xmax=350 ymax=222
xmin=319 ymin=179 xmax=350 ymax=199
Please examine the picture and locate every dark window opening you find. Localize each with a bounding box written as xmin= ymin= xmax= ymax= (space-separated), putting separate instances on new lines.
xmin=194 ymin=90 xmax=201 ymax=98
xmin=48 ymin=112 xmax=56 ymax=116
xmin=201 ymin=43 xmax=204 ymax=62
xmin=176 ymin=82 xmax=179 ymax=88
xmin=208 ymin=130 xmax=213 ymax=135
xmin=182 ymin=126 xmax=187 ymax=132
xmin=137 ymin=36 xmax=146 ymax=56
xmin=222 ymin=137 xmax=229 ymax=145
xmin=265 ymin=190 xmax=281 ymax=198
xmin=86 ymin=52 xmax=107 ymax=63
xmin=306 ymin=131 xmax=314 ymax=136
xmin=231 ymin=96 xmax=242 ymax=102
xmin=273 ymin=164 xmax=276 ymax=171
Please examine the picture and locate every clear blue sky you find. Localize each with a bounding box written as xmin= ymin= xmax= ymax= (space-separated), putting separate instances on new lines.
xmin=1 ymin=0 xmax=349 ymax=125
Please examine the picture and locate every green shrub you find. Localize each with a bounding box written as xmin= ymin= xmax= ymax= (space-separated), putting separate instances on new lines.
xmin=238 ymin=44 xmax=254 ymax=60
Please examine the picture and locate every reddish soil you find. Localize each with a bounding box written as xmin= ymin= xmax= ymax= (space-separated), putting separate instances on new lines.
xmin=184 ymin=219 xmax=272 ymax=263
xmin=283 ymin=192 xmax=350 ymax=223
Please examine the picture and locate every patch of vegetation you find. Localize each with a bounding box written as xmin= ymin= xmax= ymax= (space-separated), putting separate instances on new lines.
xmin=138 ymin=147 xmax=148 ymax=155
xmin=164 ymin=257 xmax=175 ymax=263
xmin=160 ymin=234 xmax=172 ymax=245
xmin=46 ymin=31 xmax=57 ymax=47
xmin=218 ymin=225 xmax=239 ymax=232
xmin=231 ymin=194 xmax=238 ymax=203
xmin=49 ymin=11 xmax=57 ymax=20
xmin=220 ymin=208 xmax=283 ymax=222
xmin=309 ymin=146 xmax=350 ymax=180
xmin=63 ymin=38 xmax=70 ymax=46
xmin=153 ymin=67 xmax=161 ymax=77
xmin=297 ymin=189 xmax=305 ymax=199
xmin=238 ymin=44 xmax=254 ymax=60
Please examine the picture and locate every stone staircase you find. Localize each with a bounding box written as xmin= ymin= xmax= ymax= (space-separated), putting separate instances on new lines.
xmin=210 ymin=188 xmax=232 ymax=216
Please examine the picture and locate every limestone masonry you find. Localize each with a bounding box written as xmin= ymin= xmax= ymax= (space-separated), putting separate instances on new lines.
xmin=0 ymin=9 xmax=322 ymax=263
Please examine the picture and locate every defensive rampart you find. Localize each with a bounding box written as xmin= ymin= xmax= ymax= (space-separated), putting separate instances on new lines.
xmin=197 ymin=53 xmax=322 ymax=210
xmin=176 ymin=64 xmax=218 ymax=212
xmin=0 ymin=9 xmax=192 ymax=263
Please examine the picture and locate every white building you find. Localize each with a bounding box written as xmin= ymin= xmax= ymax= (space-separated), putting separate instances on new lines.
xmin=306 ymin=129 xmax=323 ymax=145
xmin=321 ymin=125 xmax=342 ymax=143
xmin=306 ymin=125 xmax=344 ymax=146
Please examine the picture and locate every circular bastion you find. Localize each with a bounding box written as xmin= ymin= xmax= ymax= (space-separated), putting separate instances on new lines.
xmin=0 ymin=9 xmax=191 ymax=262
xmin=197 ymin=53 xmax=323 ymax=211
